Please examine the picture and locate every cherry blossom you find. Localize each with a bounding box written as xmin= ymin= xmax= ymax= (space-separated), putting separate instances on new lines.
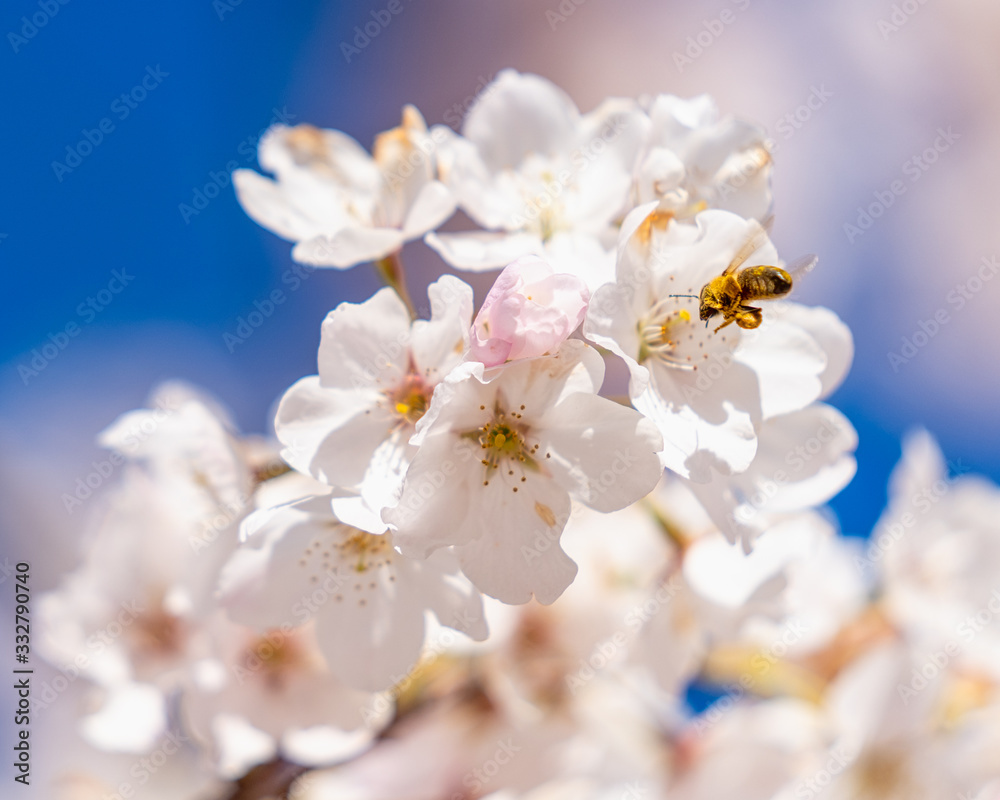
xmin=275 ymin=275 xmax=473 ymax=524
xmin=585 ymin=205 xmax=845 ymax=483
xmin=426 ymin=69 xmax=650 ymax=290
xmin=384 ymin=340 xmax=664 ymax=604
xmin=635 ymin=93 xmax=773 ymax=222
xmin=219 ymin=495 xmax=487 ymax=691
xmin=233 ymin=106 xmax=455 ymax=268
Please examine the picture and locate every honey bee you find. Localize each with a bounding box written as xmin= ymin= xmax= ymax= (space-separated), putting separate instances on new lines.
xmin=673 ymin=220 xmax=817 ymax=333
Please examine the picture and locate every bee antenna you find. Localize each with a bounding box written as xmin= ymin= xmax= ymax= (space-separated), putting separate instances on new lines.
xmin=668 ymin=294 xmax=698 ymax=299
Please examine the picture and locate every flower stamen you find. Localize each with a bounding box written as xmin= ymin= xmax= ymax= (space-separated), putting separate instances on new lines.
xmin=638 ymin=294 xmax=698 ymax=370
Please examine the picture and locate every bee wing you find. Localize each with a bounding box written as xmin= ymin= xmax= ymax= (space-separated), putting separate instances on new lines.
xmin=722 ymin=219 xmax=770 ymax=276
xmin=784 ymin=254 xmax=818 ymax=277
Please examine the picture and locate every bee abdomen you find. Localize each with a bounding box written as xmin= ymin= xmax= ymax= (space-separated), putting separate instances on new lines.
xmin=738 ymin=266 xmax=792 ymax=301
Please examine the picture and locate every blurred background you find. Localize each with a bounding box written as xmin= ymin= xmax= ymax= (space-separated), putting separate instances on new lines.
xmin=3 ymin=0 xmax=1000 ymax=590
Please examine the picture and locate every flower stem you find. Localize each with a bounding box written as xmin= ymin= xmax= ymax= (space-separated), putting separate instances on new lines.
xmin=375 ymin=251 xmax=418 ymax=320
xmin=641 ymin=497 xmax=691 ymax=553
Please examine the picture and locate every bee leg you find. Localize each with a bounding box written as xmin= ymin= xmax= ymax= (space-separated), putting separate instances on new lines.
xmin=712 ymin=316 xmax=736 ymax=334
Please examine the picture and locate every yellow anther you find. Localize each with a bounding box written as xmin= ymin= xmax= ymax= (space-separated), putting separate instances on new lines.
xmin=679 ymin=309 xmax=691 ymax=322
xmin=395 ymin=402 xmax=411 ymax=416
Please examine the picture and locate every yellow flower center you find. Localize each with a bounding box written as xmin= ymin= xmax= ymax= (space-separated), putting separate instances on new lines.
xmin=390 ymin=373 xmax=432 ymax=425
xmin=637 ymin=292 xmax=708 ymax=371
xmin=339 ymin=528 xmax=392 ymax=573
xmin=465 ymin=399 xmax=551 ymax=492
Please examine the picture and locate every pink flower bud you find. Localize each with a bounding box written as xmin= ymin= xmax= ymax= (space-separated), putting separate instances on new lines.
xmin=469 ymin=255 xmax=590 ymax=367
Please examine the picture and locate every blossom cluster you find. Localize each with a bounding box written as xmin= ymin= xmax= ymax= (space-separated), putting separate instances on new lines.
xmin=37 ymin=70 xmax=1000 ymax=800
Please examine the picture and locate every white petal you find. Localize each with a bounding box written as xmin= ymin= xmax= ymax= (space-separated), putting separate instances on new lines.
xmin=456 ymin=479 xmax=577 ymax=605
xmin=383 ymin=432 xmax=476 ymax=556
xmin=889 ymin=427 xmax=947 ymax=502
xmin=260 ymin=124 xmax=378 ymax=188
xmin=318 ymin=287 xmax=412 ymax=389
xmin=462 ymin=69 xmax=580 ymax=171
xmin=357 ymin=428 xmax=413 ymax=517
xmin=401 ymin=180 xmax=456 ymax=239
xmin=232 ymin=169 xmax=321 ymax=242
xmin=483 ymin=339 xmax=606 ymax=406
xmin=639 ymin=358 xmax=760 ymax=481
xmin=543 ymin=392 xmax=664 ymax=512
xmin=330 ymin=494 xmax=388 ymax=534
xmin=543 ymin=233 xmax=617 ymax=294
xmin=420 ymin=548 xmax=489 ymax=640
xmin=292 ymin=228 xmax=405 ymax=268
xmin=578 ymin=97 xmax=651 ymax=177
xmin=753 ymin=404 xmax=858 ymax=512
xmin=80 ymin=683 xmax=167 ymax=754
xmin=425 ymin=230 xmax=544 ymax=271
xmin=736 ymin=318 xmax=826 ymax=419
xmin=312 ymin=566 xmax=427 ymax=691
xmin=409 ymin=275 xmax=474 ymax=379
xmin=219 ymin=496 xmax=340 ymax=630
xmin=275 ymin=377 xmax=395 ymax=488
xmin=772 ymin=302 xmax=854 ymax=399
xmin=432 ymin=124 xmax=521 ymax=228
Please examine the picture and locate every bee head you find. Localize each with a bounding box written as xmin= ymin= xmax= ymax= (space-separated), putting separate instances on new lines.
xmin=698 ymin=285 xmax=716 ymax=321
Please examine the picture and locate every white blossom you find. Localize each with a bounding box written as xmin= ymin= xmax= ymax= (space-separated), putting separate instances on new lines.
xmin=427 ymin=69 xmax=650 ymax=290
xmin=586 ymin=205 xmax=847 ymax=483
xmin=635 ymin=93 xmax=773 ymax=222
xmin=384 ymin=340 xmax=664 ymax=605
xmin=219 ymin=495 xmax=487 ymax=691
xmin=275 ymin=275 xmax=473 ymax=525
xmin=234 ymin=106 xmax=455 ymax=268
